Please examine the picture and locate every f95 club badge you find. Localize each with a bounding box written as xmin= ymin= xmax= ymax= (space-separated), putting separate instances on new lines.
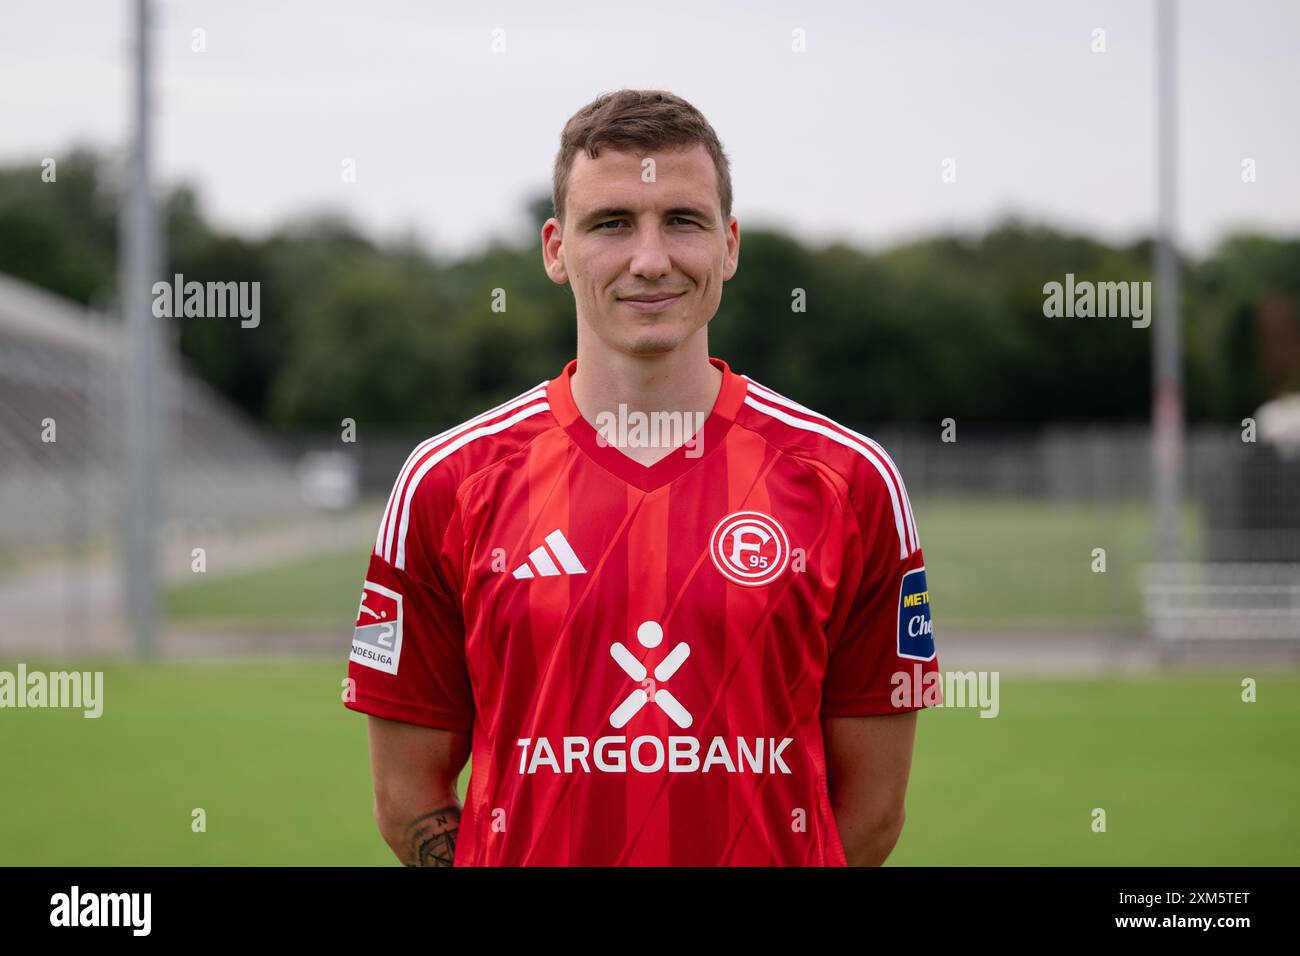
xmin=351 ymin=580 xmax=403 ymax=674
xmin=709 ymin=511 xmax=790 ymax=587
xmin=897 ymin=567 xmax=935 ymax=661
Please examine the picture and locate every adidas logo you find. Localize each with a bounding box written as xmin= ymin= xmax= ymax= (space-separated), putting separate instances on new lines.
xmin=512 ymin=529 xmax=587 ymax=579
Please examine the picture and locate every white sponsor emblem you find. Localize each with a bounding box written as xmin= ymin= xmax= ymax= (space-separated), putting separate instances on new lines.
xmin=609 ymin=621 xmax=692 ymax=729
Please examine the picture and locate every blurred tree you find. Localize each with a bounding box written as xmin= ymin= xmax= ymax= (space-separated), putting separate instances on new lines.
xmin=0 ymin=147 xmax=117 ymax=307
xmin=0 ymin=150 xmax=1293 ymax=430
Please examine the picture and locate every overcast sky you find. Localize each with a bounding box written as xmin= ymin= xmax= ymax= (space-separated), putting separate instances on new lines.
xmin=2 ymin=0 xmax=1297 ymax=259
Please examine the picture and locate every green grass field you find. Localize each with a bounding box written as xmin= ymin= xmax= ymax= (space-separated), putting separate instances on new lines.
xmin=163 ymin=497 xmax=1201 ymax=632
xmin=1 ymin=662 xmax=1295 ymax=865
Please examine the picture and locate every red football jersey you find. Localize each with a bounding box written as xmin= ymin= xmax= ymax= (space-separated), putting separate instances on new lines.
xmin=346 ymin=356 xmax=939 ymax=866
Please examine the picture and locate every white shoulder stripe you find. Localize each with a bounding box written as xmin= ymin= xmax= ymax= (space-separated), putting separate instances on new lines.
xmin=377 ymin=382 xmax=548 ymax=558
xmin=743 ymin=395 xmax=910 ymax=559
xmin=743 ymin=391 xmax=915 ymax=560
xmin=393 ymin=399 xmax=551 ymax=571
xmin=744 ymin=376 xmax=919 ymax=553
xmin=379 ymin=385 xmax=546 ymax=558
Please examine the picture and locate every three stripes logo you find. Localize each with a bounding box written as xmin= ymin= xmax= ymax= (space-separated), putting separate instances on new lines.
xmin=512 ymin=529 xmax=587 ymax=580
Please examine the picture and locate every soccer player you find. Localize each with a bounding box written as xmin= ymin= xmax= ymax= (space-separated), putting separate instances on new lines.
xmin=345 ymin=89 xmax=940 ymax=866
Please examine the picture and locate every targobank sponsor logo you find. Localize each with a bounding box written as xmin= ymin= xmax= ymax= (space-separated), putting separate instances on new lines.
xmin=515 ymin=620 xmax=794 ymax=775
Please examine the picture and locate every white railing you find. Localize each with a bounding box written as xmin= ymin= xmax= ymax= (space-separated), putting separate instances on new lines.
xmin=1143 ymin=563 xmax=1300 ymax=641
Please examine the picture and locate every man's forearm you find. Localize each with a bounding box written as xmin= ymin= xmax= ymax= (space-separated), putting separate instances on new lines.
xmin=832 ymin=803 xmax=906 ymax=867
xmin=377 ymin=799 xmax=462 ymax=866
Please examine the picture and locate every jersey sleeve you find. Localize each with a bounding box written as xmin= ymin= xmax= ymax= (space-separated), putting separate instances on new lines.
xmin=344 ymin=454 xmax=475 ymax=732
xmin=820 ymin=445 xmax=940 ymax=717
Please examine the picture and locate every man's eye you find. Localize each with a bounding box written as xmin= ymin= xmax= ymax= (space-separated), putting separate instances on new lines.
xmin=596 ymin=218 xmax=699 ymax=230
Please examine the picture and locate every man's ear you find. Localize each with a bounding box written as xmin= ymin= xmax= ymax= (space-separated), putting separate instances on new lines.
xmin=722 ymin=215 xmax=741 ymax=281
xmin=542 ymin=218 xmax=569 ymax=284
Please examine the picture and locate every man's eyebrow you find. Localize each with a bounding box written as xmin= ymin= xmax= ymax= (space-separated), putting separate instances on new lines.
xmin=577 ymin=205 xmax=716 ymax=228
xmin=576 ymin=206 xmax=634 ymax=228
xmin=665 ymin=206 xmax=715 ymax=225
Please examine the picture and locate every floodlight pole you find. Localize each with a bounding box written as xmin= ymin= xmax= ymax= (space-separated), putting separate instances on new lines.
xmin=122 ymin=0 xmax=161 ymax=658
xmin=1153 ymin=0 xmax=1184 ymax=568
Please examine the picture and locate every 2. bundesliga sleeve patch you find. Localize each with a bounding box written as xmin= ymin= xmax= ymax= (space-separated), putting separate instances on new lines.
xmin=897 ymin=567 xmax=935 ymax=661
xmin=351 ymin=581 xmax=403 ymax=675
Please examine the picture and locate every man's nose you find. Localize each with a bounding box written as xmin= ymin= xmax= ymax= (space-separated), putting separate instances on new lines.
xmin=628 ymin=227 xmax=671 ymax=280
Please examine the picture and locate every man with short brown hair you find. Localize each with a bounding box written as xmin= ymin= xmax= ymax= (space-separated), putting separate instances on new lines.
xmin=348 ymin=88 xmax=939 ymax=866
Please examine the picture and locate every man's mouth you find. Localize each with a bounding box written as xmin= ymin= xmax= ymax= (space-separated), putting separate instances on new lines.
xmin=618 ymin=292 xmax=685 ymax=311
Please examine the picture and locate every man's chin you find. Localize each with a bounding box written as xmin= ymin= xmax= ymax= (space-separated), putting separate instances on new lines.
xmin=587 ymin=310 xmax=705 ymax=357
xmin=622 ymin=334 xmax=684 ymax=356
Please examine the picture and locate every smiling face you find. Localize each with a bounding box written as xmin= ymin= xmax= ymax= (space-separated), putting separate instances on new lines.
xmin=543 ymin=143 xmax=739 ymax=358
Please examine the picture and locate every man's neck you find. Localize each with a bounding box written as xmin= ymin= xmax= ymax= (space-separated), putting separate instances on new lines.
xmin=569 ymin=330 xmax=723 ymax=466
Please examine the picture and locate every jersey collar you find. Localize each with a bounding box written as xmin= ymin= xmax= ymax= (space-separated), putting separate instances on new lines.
xmin=547 ymin=356 xmax=748 ymax=493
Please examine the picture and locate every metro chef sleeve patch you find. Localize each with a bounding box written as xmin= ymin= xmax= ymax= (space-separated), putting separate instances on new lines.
xmin=351 ymin=580 xmax=403 ymax=675
xmin=897 ymin=566 xmax=935 ymax=661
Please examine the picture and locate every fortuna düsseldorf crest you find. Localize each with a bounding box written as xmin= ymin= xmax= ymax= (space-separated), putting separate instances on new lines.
xmin=709 ymin=511 xmax=790 ymax=587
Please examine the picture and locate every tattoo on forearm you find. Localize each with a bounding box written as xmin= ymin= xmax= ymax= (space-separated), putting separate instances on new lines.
xmin=404 ymin=805 xmax=461 ymax=867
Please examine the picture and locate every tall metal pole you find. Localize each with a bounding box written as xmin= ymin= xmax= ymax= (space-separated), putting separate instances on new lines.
xmin=122 ymin=0 xmax=160 ymax=657
xmin=1153 ymin=0 xmax=1183 ymax=568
